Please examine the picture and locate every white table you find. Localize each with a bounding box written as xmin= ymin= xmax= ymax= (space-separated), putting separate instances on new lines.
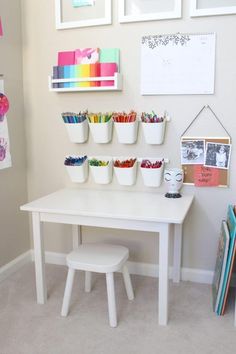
xmin=20 ymin=188 xmax=194 ymax=326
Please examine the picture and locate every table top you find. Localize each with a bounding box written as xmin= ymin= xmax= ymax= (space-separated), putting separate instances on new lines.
xmin=20 ymin=188 xmax=194 ymax=224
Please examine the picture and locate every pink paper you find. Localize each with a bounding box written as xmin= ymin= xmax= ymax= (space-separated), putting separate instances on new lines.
xmin=75 ymin=48 xmax=99 ymax=64
xmin=100 ymin=63 xmax=118 ymax=87
xmin=194 ymin=165 xmax=220 ymax=187
xmin=58 ymin=51 xmax=75 ymax=66
xmin=0 ymin=17 xmax=3 ymax=37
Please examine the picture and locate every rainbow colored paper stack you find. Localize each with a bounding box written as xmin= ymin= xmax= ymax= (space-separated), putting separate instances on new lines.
xmin=52 ymin=48 xmax=119 ymax=88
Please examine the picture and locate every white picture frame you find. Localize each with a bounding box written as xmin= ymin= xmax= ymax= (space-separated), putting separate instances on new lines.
xmin=190 ymin=0 xmax=236 ymax=17
xmin=118 ymin=0 xmax=182 ymax=23
xmin=55 ymin=0 xmax=112 ymax=29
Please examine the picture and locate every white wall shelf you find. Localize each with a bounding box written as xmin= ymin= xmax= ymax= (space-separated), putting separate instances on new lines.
xmin=48 ymin=73 xmax=122 ymax=92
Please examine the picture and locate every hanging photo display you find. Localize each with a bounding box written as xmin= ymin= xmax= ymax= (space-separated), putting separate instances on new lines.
xmin=180 ymin=105 xmax=232 ymax=187
xmin=181 ymin=137 xmax=231 ymax=187
xmin=0 ymin=79 xmax=12 ymax=170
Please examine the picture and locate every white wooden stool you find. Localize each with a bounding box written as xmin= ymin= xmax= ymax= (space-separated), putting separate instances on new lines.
xmin=61 ymin=243 xmax=134 ymax=327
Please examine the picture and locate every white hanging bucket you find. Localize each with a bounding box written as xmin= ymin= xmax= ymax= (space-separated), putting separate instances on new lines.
xmin=89 ymin=156 xmax=113 ymax=184
xmin=114 ymin=120 xmax=139 ymax=144
xmin=113 ymin=158 xmax=137 ymax=186
xmin=66 ymin=159 xmax=88 ymax=183
xmin=141 ymin=120 xmax=166 ymax=145
xmin=89 ymin=119 xmax=113 ymax=143
xmin=65 ymin=119 xmax=89 ymax=143
xmin=140 ymin=159 xmax=164 ymax=187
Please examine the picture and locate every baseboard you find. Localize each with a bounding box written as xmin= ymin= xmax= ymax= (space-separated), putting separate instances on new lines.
xmin=36 ymin=250 xmax=214 ymax=285
xmin=0 ymin=249 xmax=214 ymax=285
xmin=127 ymin=261 xmax=214 ymax=284
xmin=0 ymin=250 xmax=32 ymax=282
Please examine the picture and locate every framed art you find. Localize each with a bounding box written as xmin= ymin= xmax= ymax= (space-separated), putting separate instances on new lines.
xmin=190 ymin=0 xmax=236 ymax=17
xmin=118 ymin=0 xmax=182 ymax=23
xmin=55 ymin=0 xmax=112 ymax=29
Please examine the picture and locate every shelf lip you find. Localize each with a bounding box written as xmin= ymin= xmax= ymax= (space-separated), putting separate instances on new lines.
xmin=51 ymin=75 xmax=118 ymax=83
xmin=48 ymin=72 xmax=122 ymax=92
xmin=49 ymin=86 xmax=122 ymax=92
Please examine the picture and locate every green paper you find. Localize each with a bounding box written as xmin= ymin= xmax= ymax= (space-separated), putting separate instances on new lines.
xmin=99 ymin=48 xmax=120 ymax=70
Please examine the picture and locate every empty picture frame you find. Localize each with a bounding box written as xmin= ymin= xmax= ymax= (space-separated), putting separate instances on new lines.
xmin=118 ymin=0 xmax=182 ymax=23
xmin=190 ymin=0 xmax=236 ymax=17
xmin=55 ymin=0 xmax=112 ymax=29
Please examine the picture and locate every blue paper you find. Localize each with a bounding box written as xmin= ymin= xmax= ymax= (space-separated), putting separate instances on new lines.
xmin=73 ymin=0 xmax=94 ymax=7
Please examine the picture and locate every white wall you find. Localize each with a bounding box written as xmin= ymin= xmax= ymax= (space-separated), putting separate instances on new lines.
xmin=0 ymin=0 xmax=29 ymax=267
xmin=21 ymin=0 xmax=236 ymax=271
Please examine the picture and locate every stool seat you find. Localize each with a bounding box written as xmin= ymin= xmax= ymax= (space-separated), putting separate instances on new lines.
xmin=61 ymin=243 xmax=134 ymax=327
xmin=67 ymin=243 xmax=129 ymax=273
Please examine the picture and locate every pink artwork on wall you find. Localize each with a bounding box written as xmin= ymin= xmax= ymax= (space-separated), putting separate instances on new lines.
xmin=0 ymin=17 xmax=3 ymax=37
xmin=0 ymin=93 xmax=9 ymax=121
xmin=0 ymin=138 xmax=7 ymax=161
xmin=0 ymin=79 xmax=12 ymax=169
xmin=75 ymin=48 xmax=99 ymax=64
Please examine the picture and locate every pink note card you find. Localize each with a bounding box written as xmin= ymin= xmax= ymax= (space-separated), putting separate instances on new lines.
xmin=100 ymin=63 xmax=118 ymax=87
xmin=194 ymin=165 xmax=220 ymax=187
xmin=0 ymin=17 xmax=3 ymax=37
xmin=58 ymin=51 xmax=75 ymax=66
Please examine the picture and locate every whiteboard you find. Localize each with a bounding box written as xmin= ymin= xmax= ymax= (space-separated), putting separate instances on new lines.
xmin=141 ymin=33 xmax=216 ymax=95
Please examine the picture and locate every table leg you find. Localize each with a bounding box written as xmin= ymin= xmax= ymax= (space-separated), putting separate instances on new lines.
xmin=72 ymin=225 xmax=90 ymax=289
xmin=173 ymin=224 xmax=182 ymax=283
xmin=72 ymin=225 xmax=81 ymax=249
xmin=32 ymin=212 xmax=47 ymax=304
xmin=158 ymin=223 xmax=170 ymax=326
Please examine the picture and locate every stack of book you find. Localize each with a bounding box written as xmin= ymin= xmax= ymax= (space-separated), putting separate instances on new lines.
xmin=212 ymin=204 xmax=236 ymax=315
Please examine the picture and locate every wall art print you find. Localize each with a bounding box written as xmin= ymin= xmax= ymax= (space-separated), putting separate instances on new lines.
xmin=0 ymin=79 xmax=12 ymax=170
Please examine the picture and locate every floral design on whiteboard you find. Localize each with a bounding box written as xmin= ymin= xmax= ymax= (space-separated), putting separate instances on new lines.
xmin=142 ymin=34 xmax=191 ymax=49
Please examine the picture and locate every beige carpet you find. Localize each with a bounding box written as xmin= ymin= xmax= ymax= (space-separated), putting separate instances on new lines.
xmin=0 ymin=263 xmax=236 ymax=354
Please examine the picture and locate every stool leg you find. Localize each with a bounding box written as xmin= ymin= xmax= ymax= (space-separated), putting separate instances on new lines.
xmin=106 ymin=272 xmax=117 ymax=328
xmin=122 ymin=265 xmax=134 ymax=300
xmin=61 ymin=268 xmax=75 ymax=317
xmin=85 ymin=271 xmax=92 ymax=293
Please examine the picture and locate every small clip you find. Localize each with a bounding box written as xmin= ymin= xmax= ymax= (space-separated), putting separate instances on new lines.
xmin=164 ymin=110 xmax=171 ymax=122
